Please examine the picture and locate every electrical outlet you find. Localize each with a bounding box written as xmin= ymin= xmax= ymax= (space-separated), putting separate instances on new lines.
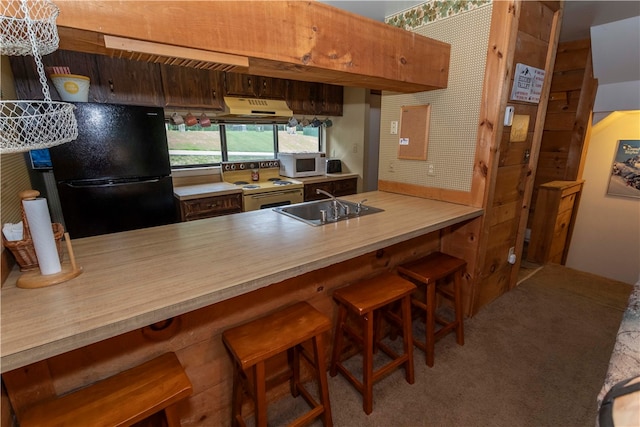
xmin=427 ymin=163 xmax=435 ymax=176
xmin=390 ymin=121 xmax=398 ymax=135
xmin=352 ymin=143 xmax=358 ymax=154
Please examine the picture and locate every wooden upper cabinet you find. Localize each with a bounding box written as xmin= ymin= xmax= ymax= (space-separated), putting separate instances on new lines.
xmin=160 ymin=65 xmax=225 ymax=110
xmin=318 ymin=84 xmax=343 ymax=116
xmin=9 ymin=49 xmax=342 ymax=115
xmin=224 ymin=73 xmax=287 ymax=100
xmin=9 ymin=50 xmax=101 ymax=101
xmin=287 ymin=81 xmax=343 ymax=116
xmin=93 ymin=56 xmax=163 ymax=106
xmin=10 ymin=50 xmax=163 ymax=106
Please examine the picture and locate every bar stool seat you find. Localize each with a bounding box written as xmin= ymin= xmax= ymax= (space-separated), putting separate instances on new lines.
xmin=222 ymin=301 xmax=333 ymax=427
xmin=329 ymin=272 xmax=416 ymax=415
xmin=397 ymin=251 xmax=466 ymax=367
xmin=18 ymin=352 xmax=192 ymax=427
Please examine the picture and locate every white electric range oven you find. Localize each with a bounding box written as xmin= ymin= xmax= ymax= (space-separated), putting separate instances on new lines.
xmin=220 ymin=160 xmax=304 ymax=211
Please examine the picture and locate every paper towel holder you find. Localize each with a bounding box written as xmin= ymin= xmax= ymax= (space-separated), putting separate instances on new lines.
xmin=15 ymin=190 xmax=83 ymax=289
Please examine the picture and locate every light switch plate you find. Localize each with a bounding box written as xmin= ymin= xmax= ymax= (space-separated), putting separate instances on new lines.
xmin=504 ymin=106 xmax=514 ymax=126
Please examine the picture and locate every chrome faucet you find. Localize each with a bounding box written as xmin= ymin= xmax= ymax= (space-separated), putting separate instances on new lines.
xmin=355 ymin=199 xmax=368 ymax=215
xmin=316 ymin=189 xmax=349 ymax=219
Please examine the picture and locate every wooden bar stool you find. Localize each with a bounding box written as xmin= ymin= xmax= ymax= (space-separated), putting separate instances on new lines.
xmin=222 ymin=301 xmax=333 ymax=427
xmin=329 ymin=272 xmax=416 ymax=415
xmin=16 ymin=352 xmax=192 ymax=427
xmin=397 ymin=251 xmax=466 ymax=367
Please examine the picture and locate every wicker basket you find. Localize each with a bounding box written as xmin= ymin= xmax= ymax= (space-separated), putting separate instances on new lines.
xmin=3 ymin=222 xmax=64 ymax=271
xmin=2 ymin=192 xmax=65 ymax=271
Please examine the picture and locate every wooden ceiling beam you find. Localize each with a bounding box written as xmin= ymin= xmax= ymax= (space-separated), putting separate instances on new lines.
xmin=55 ymin=1 xmax=450 ymax=93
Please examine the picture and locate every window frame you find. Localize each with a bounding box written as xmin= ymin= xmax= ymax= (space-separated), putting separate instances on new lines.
xmin=166 ymin=121 xmax=324 ymax=169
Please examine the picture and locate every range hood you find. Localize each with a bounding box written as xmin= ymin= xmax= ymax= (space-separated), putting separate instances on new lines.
xmin=218 ymin=97 xmax=293 ymax=118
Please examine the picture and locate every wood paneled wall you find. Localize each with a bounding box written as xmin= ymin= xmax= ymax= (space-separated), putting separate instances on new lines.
xmin=529 ymin=39 xmax=597 ymax=228
xmin=472 ymin=1 xmax=562 ymax=312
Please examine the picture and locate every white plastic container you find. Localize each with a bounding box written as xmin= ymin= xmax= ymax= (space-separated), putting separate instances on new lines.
xmin=50 ymin=74 xmax=90 ymax=102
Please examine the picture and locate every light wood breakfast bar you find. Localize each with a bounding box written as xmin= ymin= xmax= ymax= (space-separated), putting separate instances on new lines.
xmin=1 ymin=190 xmax=482 ymax=425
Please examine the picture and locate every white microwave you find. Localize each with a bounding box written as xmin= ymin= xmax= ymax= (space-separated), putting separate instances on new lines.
xmin=278 ymin=152 xmax=325 ymax=177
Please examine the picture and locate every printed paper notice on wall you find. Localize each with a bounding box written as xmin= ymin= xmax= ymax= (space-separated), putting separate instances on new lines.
xmin=510 ymin=63 xmax=545 ymax=104
xmin=398 ymin=104 xmax=431 ymax=160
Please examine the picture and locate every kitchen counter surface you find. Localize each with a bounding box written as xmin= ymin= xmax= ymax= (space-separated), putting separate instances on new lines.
xmin=294 ymin=173 xmax=359 ymax=184
xmin=173 ymin=182 xmax=242 ymax=200
xmin=1 ymin=191 xmax=482 ymax=373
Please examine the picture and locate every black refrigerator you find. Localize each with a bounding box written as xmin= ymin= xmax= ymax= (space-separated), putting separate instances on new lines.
xmin=49 ymin=102 xmax=176 ymax=238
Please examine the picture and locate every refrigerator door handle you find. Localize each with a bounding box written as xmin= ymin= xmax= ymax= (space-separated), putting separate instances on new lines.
xmin=64 ymin=178 xmax=164 ymax=188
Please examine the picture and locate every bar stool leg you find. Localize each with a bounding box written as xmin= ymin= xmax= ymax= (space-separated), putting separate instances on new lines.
xmin=231 ymin=364 xmax=243 ymax=427
xmin=330 ymin=305 xmax=348 ymax=377
xmin=454 ymin=269 xmax=465 ymax=345
xmin=289 ymin=346 xmax=300 ymax=397
xmin=253 ymin=362 xmax=267 ymax=427
xmin=362 ymin=311 xmax=375 ymax=415
xmin=163 ymin=405 xmax=182 ymax=427
xmin=313 ymin=333 xmax=333 ymax=427
xmin=401 ymin=295 xmax=415 ymax=383
xmin=425 ymin=282 xmax=437 ymax=367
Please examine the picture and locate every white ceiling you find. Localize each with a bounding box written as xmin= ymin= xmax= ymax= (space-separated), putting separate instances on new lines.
xmin=322 ymin=1 xmax=640 ymax=111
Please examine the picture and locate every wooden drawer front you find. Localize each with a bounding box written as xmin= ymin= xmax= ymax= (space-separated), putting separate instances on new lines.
xmin=549 ymin=209 xmax=573 ymax=262
xmin=557 ymin=193 xmax=576 ymax=214
xmin=332 ymin=178 xmax=357 ymax=196
xmin=181 ymin=194 xmax=242 ymax=221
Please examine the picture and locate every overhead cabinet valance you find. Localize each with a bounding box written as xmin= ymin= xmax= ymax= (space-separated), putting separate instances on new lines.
xmin=55 ymin=1 xmax=451 ymax=93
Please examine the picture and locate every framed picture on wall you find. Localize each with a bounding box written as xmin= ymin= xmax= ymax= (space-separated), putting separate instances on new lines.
xmin=607 ymin=139 xmax=640 ymax=198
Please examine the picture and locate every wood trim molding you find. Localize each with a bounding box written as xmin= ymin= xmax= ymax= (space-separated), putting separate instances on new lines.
xmin=378 ymin=180 xmax=472 ymax=206
xmin=58 ymin=27 xmax=249 ymax=73
xmin=103 ymin=35 xmax=250 ymax=68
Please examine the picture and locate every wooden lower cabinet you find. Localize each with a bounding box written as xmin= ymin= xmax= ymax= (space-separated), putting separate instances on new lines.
xmin=304 ymin=177 xmax=357 ymax=201
xmin=527 ymin=180 xmax=584 ymax=264
xmin=177 ymin=193 xmax=242 ymax=221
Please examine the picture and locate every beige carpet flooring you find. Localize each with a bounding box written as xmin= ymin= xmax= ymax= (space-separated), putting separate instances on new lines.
xmin=265 ymin=264 xmax=633 ymax=427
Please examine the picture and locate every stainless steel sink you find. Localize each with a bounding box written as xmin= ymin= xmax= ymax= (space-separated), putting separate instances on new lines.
xmin=273 ymin=198 xmax=384 ymax=226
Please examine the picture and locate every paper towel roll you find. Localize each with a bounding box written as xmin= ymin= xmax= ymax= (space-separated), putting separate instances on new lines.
xmin=22 ymin=198 xmax=61 ymax=275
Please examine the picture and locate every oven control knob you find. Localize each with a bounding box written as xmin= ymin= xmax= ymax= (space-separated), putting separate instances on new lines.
xmin=239 ymin=164 xmax=245 ymax=170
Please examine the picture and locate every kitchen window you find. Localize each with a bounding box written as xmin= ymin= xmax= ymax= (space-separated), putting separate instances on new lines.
xmin=165 ymin=121 xmax=321 ymax=168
